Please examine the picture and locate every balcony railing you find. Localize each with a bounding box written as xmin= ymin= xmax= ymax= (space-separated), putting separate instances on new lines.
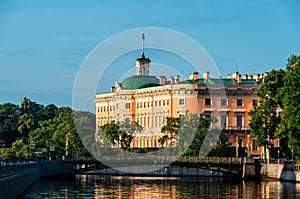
xmin=210 ymin=126 xmax=250 ymax=131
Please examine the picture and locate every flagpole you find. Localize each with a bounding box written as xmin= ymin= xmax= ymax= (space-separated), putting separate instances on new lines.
xmin=142 ymin=28 xmax=145 ymax=57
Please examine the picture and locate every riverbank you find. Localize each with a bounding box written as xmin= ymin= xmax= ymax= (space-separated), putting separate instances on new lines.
xmin=261 ymin=163 xmax=300 ymax=182
xmin=0 ymin=162 xmax=39 ymax=199
xmin=0 ymin=160 xmax=74 ymax=199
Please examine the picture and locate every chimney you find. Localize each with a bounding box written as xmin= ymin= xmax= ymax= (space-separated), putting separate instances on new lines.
xmin=234 ymin=72 xmax=239 ymax=80
xmin=111 ymin=86 xmax=116 ymax=93
xmin=237 ymin=74 xmax=242 ymax=84
xmin=250 ymin=75 xmax=253 ymax=80
xmin=243 ymin=74 xmax=248 ymax=80
xmin=175 ymin=75 xmax=180 ymax=84
xmin=159 ymin=76 xmax=166 ymax=85
xmin=193 ymin=72 xmax=199 ymax=81
xmin=203 ymin=71 xmax=210 ymax=80
xmin=170 ymin=76 xmax=176 ymax=84
xmin=256 ymin=74 xmax=261 ymax=82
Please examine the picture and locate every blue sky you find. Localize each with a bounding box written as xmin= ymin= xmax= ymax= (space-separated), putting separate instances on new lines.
xmin=0 ymin=0 xmax=299 ymax=111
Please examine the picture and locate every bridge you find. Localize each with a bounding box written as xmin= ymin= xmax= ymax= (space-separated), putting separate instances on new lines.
xmin=74 ymin=156 xmax=246 ymax=177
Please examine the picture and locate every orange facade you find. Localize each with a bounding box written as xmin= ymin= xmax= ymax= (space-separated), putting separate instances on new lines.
xmin=95 ymin=48 xmax=278 ymax=158
xmin=95 ymin=71 xmax=279 ymax=158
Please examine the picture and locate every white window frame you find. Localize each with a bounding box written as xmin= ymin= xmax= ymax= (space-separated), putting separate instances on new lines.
xmin=236 ymin=99 xmax=244 ymax=107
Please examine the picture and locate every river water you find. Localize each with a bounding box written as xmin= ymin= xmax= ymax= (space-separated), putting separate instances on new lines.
xmin=21 ymin=175 xmax=300 ymax=199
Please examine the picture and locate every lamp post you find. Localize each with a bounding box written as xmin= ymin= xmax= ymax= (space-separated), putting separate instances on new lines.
xmin=236 ymin=136 xmax=239 ymax=158
xmin=65 ymin=133 xmax=71 ymax=157
xmin=247 ymin=134 xmax=251 ymax=158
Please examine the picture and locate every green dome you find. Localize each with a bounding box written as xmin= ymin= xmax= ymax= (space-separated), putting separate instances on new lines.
xmin=121 ymin=75 xmax=160 ymax=90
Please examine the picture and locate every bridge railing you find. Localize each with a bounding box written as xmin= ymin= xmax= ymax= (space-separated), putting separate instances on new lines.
xmin=87 ymin=156 xmax=243 ymax=165
xmin=177 ymin=156 xmax=243 ymax=164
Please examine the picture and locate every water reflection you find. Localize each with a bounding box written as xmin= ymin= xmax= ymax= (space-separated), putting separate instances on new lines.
xmin=21 ymin=175 xmax=300 ymax=198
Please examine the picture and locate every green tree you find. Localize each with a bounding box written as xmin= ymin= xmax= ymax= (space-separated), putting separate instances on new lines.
xmin=27 ymin=107 xmax=93 ymax=159
xmin=72 ymin=110 xmax=95 ymax=159
xmin=158 ymin=135 xmax=168 ymax=147
xmin=161 ymin=117 xmax=180 ymax=139
xmin=100 ymin=121 xmax=133 ymax=149
xmin=0 ymin=103 xmax=19 ymax=145
xmin=278 ymin=54 xmax=300 ymax=159
xmin=249 ymin=69 xmax=285 ymax=157
xmin=11 ymin=138 xmax=30 ymax=159
xmin=180 ymin=114 xmax=211 ymax=156
xmin=18 ymin=97 xmax=48 ymax=136
xmin=207 ymin=132 xmax=231 ymax=157
xmin=159 ymin=114 xmax=216 ymax=157
xmin=118 ymin=118 xmax=143 ymax=136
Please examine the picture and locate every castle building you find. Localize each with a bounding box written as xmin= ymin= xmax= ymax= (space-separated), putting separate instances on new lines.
xmin=94 ymin=33 xmax=279 ymax=158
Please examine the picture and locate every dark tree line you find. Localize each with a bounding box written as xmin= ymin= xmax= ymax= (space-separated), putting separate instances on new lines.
xmin=0 ymin=97 xmax=95 ymax=160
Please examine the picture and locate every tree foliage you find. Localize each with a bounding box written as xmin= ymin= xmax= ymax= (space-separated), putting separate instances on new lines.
xmin=99 ymin=120 xmax=142 ymax=149
xmin=159 ymin=114 xmax=227 ymax=156
xmin=0 ymin=103 xmax=19 ymax=145
xmin=250 ymin=54 xmax=300 ymax=159
xmin=278 ymin=54 xmax=300 ymax=158
xmin=249 ymin=69 xmax=285 ymax=148
xmin=0 ymin=98 xmax=95 ymax=160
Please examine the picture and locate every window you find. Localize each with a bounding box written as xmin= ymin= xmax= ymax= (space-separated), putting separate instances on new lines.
xmin=221 ymin=115 xmax=227 ymax=128
xmin=238 ymin=138 xmax=243 ymax=148
xmin=205 ymin=98 xmax=211 ymax=106
xmin=147 ymin=101 xmax=150 ymax=108
xmin=125 ymin=103 xmax=131 ymax=109
xmin=144 ymin=102 xmax=146 ymax=108
xmin=236 ymin=99 xmax=243 ymax=107
xmin=137 ymin=103 xmax=139 ymax=109
xmin=204 ymin=111 xmax=211 ymax=118
xmin=252 ymin=99 xmax=258 ymax=106
xmin=159 ymin=100 xmax=161 ymax=106
xmin=252 ymin=140 xmax=257 ymax=151
xmin=221 ymin=98 xmax=227 ymax=107
xmin=155 ymin=101 xmax=157 ymax=107
xmin=166 ymin=100 xmax=169 ymax=106
xmin=163 ymin=100 xmax=165 ymax=106
xmin=158 ymin=115 xmax=161 ymax=127
xmin=236 ymin=114 xmax=243 ymax=128
xmin=179 ymin=98 xmax=185 ymax=106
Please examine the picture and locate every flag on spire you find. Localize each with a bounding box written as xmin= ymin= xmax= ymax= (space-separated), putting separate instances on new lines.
xmin=141 ymin=28 xmax=145 ymax=57
xmin=142 ymin=32 xmax=145 ymax=40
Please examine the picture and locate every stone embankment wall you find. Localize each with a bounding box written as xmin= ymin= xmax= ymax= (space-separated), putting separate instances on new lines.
xmin=38 ymin=160 xmax=74 ymax=177
xmin=0 ymin=160 xmax=74 ymax=199
xmin=260 ymin=163 xmax=300 ymax=182
xmin=0 ymin=162 xmax=39 ymax=199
